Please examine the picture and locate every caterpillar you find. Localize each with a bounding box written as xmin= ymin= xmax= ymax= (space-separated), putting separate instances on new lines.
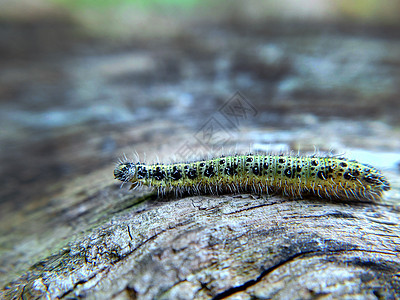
xmin=114 ymin=154 xmax=390 ymax=202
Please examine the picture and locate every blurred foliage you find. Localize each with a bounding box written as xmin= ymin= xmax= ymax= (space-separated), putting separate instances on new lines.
xmin=1 ymin=0 xmax=399 ymax=38
xmin=50 ymin=0 xmax=203 ymax=9
xmin=2 ymin=0 xmax=400 ymax=21
xmin=44 ymin=0 xmax=214 ymax=38
xmin=338 ymin=0 xmax=400 ymax=23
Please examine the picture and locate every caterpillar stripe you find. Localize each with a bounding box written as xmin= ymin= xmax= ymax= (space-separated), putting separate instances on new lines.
xmin=114 ymin=154 xmax=390 ymax=201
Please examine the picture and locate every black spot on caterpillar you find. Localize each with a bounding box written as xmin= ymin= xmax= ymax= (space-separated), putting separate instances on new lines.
xmin=114 ymin=154 xmax=390 ymax=202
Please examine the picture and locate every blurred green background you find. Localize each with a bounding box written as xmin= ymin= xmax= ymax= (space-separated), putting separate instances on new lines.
xmin=2 ymin=0 xmax=400 ymax=37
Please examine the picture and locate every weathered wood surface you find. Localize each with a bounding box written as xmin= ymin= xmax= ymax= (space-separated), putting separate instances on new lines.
xmin=1 ymin=166 xmax=400 ymax=299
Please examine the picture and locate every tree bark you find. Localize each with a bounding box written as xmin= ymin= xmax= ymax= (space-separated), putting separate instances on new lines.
xmin=2 ymin=171 xmax=399 ymax=299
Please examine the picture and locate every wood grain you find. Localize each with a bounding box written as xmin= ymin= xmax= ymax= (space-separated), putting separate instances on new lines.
xmin=2 ymin=173 xmax=399 ymax=299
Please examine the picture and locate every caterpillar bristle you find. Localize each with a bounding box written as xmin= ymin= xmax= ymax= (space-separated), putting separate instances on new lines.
xmin=114 ymin=153 xmax=390 ymax=202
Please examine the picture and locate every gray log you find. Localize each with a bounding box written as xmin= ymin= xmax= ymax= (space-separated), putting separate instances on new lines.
xmin=2 ymin=179 xmax=399 ymax=299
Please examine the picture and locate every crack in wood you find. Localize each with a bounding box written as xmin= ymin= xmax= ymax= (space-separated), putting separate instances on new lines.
xmin=127 ymin=225 xmax=133 ymax=241
xmin=211 ymin=246 xmax=400 ymax=299
xmin=59 ymin=267 xmax=106 ymax=299
xmin=211 ymin=250 xmax=316 ymax=300
xmin=223 ymin=202 xmax=282 ymax=215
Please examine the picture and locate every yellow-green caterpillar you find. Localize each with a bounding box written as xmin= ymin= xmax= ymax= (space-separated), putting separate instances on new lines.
xmin=114 ymin=154 xmax=390 ymax=201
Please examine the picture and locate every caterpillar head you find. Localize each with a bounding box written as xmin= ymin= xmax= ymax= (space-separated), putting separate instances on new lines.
xmin=114 ymin=162 xmax=136 ymax=182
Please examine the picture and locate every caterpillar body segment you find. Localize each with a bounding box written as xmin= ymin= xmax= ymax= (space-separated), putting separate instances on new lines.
xmin=114 ymin=155 xmax=390 ymax=201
